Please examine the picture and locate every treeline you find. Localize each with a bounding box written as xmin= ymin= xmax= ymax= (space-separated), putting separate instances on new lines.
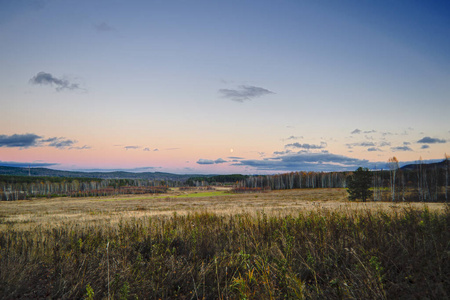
xmin=235 ymin=159 xmax=449 ymax=202
xmin=186 ymin=174 xmax=249 ymax=186
xmin=372 ymin=159 xmax=449 ymax=202
xmin=237 ymin=171 xmax=349 ymax=190
xmin=2 ymin=159 xmax=448 ymax=202
xmin=0 ymin=176 xmax=181 ymax=201
xmin=0 ymin=175 xmax=101 ymax=184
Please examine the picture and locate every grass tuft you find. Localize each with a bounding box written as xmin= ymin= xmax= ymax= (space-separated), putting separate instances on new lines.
xmin=0 ymin=207 xmax=448 ymax=299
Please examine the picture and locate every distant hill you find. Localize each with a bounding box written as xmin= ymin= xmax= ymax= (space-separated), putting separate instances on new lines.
xmin=0 ymin=166 xmax=204 ymax=181
xmin=400 ymin=159 xmax=449 ymax=171
xmin=2 ymin=159 xmax=447 ymax=181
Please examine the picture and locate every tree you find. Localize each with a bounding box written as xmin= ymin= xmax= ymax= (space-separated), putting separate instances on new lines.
xmin=417 ymin=157 xmax=424 ymax=202
xmin=445 ymin=154 xmax=449 ymax=202
xmin=347 ymin=167 xmax=373 ymax=202
xmin=388 ymin=157 xmax=399 ymax=202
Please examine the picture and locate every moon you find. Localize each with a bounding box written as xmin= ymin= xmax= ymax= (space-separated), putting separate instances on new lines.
xmin=230 ymin=148 xmax=234 ymax=153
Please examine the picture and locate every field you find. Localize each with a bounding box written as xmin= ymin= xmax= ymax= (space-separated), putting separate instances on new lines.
xmin=0 ymin=188 xmax=445 ymax=231
xmin=0 ymin=188 xmax=449 ymax=299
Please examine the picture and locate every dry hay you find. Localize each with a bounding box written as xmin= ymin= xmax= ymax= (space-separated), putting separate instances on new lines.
xmin=0 ymin=188 xmax=446 ymax=231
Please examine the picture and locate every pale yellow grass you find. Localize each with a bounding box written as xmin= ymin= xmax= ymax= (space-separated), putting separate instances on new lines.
xmin=0 ymin=188 xmax=446 ymax=231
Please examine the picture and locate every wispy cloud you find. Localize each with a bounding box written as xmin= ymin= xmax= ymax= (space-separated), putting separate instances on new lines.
xmin=196 ymin=159 xmax=215 ymax=165
xmin=285 ymin=142 xmax=327 ymax=150
xmin=285 ymin=135 xmax=303 ymax=140
xmin=42 ymin=137 xmax=76 ymax=149
xmin=417 ymin=137 xmax=446 ymax=144
xmin=219 ymin=85 xmax=274 ymax=102
xmin=358 ymin=142 xmax=376 ymax=147
xmin=350 ymin=128 xmax=375 ymax=135
xmin=0 ymin=133 xmax=41 ymax=148
xmin=367 ymin=147 xmax=381 ymax=152
xmin=0 ymin=160 xmax=58 ymax=168
xmin=346 ymin=142 xmax=376 ymax=148
xmin=29 ymin=72 xmax=81 ymax=91
xmin=233 ymin=152 xmax=373 ymax=172
xmin=421 ymin=145 xmax=430 ymax=149
xmin=70 ymin=145 xmax=91 ymax=150
xmin=94 ymin=22 xmax=116 ymax=32
xmin=274 ymin=150 xmax=292 ymax=155
xmin=391 ymin=146 xmax=413 ymax=152
xmin=0 ymin=133 xmax=89 ymax=150
xmin=196 ymin=158 xmax=227 ymax=165
xmin=124 ymin=146 xmax=140 ymax=150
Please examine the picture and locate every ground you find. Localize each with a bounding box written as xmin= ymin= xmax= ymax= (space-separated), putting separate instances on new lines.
xmin=0 ymin=187 xmax=446 ymax=231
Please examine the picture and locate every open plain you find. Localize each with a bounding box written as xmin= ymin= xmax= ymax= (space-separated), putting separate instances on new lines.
xmin=0 ymin=188 xmax=446 ymax=231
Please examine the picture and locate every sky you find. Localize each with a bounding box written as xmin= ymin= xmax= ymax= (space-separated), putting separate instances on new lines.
xmin=1 ymin=0 xmax=449 ymax=174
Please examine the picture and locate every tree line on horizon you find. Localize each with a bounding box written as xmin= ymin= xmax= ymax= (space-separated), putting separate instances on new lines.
xmin=1 ymin=157 xmax=448 ymax=202
xmin=0 ymin=174 xmax=247 ymax=200
xmin=236 ymin=157 xmax=449 ymax=202
xmin=0 ymin=176 xmax=180 ymax=201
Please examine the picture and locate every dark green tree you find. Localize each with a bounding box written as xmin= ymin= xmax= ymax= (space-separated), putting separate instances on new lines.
xmin=347 ymin=167 xmax=373 ymax=202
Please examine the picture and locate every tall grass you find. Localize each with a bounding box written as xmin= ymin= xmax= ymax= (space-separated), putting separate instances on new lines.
xmin=0 ymin=207 xmax=448 ymax=299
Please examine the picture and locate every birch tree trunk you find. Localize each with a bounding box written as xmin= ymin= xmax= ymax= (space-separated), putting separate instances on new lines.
xmin=388 ymin=157 xmax=399 ymax=202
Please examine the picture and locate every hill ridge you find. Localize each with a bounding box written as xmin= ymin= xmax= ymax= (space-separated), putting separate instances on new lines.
xmin=0 ymin=166 xmax=204 ymax=181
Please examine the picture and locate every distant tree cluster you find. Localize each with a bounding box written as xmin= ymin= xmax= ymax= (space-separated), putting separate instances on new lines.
xmin=186 ymin=174 xmax=248 ymax=186
xmin=234 ymin=156 xmax=449 ymax=203
xmin=348 ymin=156 xmax=449 ymax=202
xmin=2 ymin=156 xmax=448 ymax=202
xmin=0 ymin=176 xmax=178 ymax=201
xmin=236 ymin=171 xmax=349 ymax=190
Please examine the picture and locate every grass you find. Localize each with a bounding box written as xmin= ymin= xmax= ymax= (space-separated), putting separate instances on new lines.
xmin=0 ymin=188 xmax=445 ymax=232
xmin=0 ymin=188 xmax=448 ymax=299
xmin=171 ymin=191 xmax=230 ymax=198
xmin=95 ymin=190 xmax=229 ymax=202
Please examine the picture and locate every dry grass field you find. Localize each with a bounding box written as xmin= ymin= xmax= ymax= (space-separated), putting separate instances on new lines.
xmin=1 ymin=188 xmax=448 ymax=299
xmin=0 ymin=188 xmax=446 ymax=231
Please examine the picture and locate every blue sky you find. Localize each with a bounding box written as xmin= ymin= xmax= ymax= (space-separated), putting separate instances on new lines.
xmin=0 ymin=0 xmax=449 ymax=174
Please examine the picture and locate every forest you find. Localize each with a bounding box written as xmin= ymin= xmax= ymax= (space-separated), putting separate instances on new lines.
xmin=186 ymin=174 xmax=249 ymax=186
xmin=234 ymin=158 xmax=449 ymax=202
xmin=1 ymin=158 xmax=448 ymax=202
xmin=0 ymin=176 xmax=174 ymax=201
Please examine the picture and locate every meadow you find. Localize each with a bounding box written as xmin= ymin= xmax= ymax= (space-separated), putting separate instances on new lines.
xmin=0 ymin=188 xmax=448 ymax=299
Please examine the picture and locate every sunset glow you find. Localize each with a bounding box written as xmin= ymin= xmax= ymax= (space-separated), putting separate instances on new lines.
xmin=1 ymin=1 xmax=449 ymax=174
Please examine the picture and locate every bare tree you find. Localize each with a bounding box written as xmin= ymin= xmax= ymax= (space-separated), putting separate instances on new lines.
xmin=372 ymin=165 xmax=382 ymax=201
xmin=445 ymin=154 xmax=449 ymax=202
xmin=417 ymin=157 xmax=423 ymax=202
xmin=388 ymin=157 xmax=399 ymax=202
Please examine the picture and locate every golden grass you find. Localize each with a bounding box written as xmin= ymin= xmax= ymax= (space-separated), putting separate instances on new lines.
xmin=1 ymin=188 xmax=448 ymax=299
xmin=0 ymin=188 xmax=446 ymax=231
